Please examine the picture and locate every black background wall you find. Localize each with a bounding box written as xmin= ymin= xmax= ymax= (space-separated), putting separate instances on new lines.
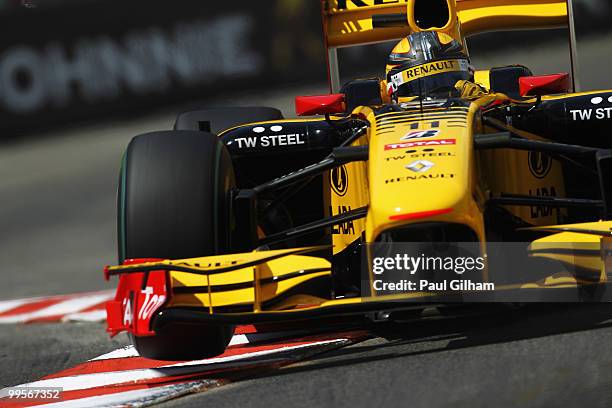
xmin=0 ymin=0 xmax=327 ymax=134
xmin=0 ymin=0 xmax=609 ymax=135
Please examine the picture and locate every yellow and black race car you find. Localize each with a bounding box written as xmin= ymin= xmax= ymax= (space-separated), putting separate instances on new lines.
xmin=104 ymin=0 xmax=612 ymax=360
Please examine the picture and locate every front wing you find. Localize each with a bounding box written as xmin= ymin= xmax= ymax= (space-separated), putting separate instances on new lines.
xmin=105 ymin=225 xmax=612 ymax=336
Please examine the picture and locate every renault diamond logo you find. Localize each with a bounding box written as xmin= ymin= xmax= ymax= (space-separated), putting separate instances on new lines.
xmin=406 ymin=160 xmax=435 ymax=173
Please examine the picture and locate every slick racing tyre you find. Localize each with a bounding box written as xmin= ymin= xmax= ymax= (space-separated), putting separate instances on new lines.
xmin=118 ymin=130 xmax=235 ymax=360
xmin=174 ymin=106 xmax=283 ymax=134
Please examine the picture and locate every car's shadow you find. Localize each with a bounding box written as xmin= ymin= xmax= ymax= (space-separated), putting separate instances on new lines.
xmin=254 ymin=303 xmax=612 ymax=378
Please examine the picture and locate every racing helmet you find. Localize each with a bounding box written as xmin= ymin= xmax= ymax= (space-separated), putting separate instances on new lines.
xmin=386 ymin=31 xmax=472 ymax=99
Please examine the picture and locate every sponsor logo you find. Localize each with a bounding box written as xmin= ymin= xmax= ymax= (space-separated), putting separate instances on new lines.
xmin=330 ymin=205 xmax=355 ymax=234
xmin=138 ymin=286 xmax=166 ymax=321
xmin=330 ymin=165 xmax=348 ymax=196
xmin=391 ymin=59 xmax=469 ymax=87
xmin=528 ymin=151 xmax=552 ymax=179
xmin=0 ymin=16 xmax=262 ymax=114
xmin=122 ymin=295 xmax=133 ymax=327
xmin=406 ymin=160 xmax=435 ymax=173
xmin=173 ymin=259 xmax=239 ymax=269
xmin=336 ymin=0 xmax=407 ymax=10
xmin=569 ymin=95 xmax=612 ymax=121
xmin=385 ymin=138 xmax=456 ymax=151
xmin=400 ymin=129 xmax=440 ymax=140
xmin=385 ymin=151 xmax=455 ymax=161
xmin=385 ymin=174 xmax=455 ymax=183
xmin=234 ymin=133 xmax=305 ymax=148
xmin=529 ymin=186 xmax=557 ymax=218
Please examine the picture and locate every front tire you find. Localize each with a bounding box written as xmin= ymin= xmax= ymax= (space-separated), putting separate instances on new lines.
xmin=118 ymin=130 xmax=235 ymax=360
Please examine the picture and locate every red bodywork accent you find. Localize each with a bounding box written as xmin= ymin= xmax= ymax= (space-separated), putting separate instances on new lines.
xmin=389 ymin=208 xmax=453 ymax=221
xmin=106 ymin=258 xmax=170 ymax=338
xmin=384 ymin=139 xmax=456 ymax=151
xmin=295 ymin=94 xmax=345 ymax=116
xmin=519 ymin=73 xmax=570 ymax=97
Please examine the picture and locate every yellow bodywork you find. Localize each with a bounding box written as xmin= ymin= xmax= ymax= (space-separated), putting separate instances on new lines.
xmin=528 ymin=221 xmax=612 ymax=280
xmin=107 ymin=90 xmax=612 ymax=314
xmin=332 ymin=92 xmax=567 ymax=254
xmin=171 ymin=254 xmax=331 ymax=311
xmin=108 ymin=247 xmax=332 ymax=312
xmin=106 ymin=1 xmax=612 ymax=319
xmin=323 ymin=0 xmax=568 ymax=48
xmin=106 ymin=223 xmax=612 ymax=314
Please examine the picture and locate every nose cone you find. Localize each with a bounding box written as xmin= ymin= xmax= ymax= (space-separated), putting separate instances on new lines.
xmin=366 ymin=105 xmax=480 ymax=241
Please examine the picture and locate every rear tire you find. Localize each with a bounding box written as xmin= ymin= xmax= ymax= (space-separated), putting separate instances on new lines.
xmin=118 ymin=130 xmax=235 ymax=360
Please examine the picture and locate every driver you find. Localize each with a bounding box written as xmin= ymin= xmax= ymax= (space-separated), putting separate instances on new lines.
xmin=385 ymin=31 xmax=478 ymax=100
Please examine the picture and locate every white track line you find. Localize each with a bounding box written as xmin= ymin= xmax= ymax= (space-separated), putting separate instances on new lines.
xmin=228 ymin=334 xmax=249 ymax=347
xmin=227 ymin=330 xmax=309 ymax=347
xmin=0 ymin=293 xmax=112 ymax=323
xmin=89 ymin=330 xmax=314 ymax=362
xmin=90 ymin=346 xmax=138 ymax=361
xmin=0 ymin=299 xmax=29 ymax=314
xmin=35 ymin=380 xmax=216 ymax=408
xmin=90 ymin=339 xmax=255 ymax=361
xmin=11 ymin=339 xmax=346 ymax=392
xmin=62 ymin=310 xmax=107 ymax=322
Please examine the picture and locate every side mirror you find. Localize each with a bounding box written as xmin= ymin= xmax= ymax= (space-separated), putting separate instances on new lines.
xmin=519 ymin=73 xmax=570 ymax=97
xmin=295 ymin=93 xmax=345 ymax=116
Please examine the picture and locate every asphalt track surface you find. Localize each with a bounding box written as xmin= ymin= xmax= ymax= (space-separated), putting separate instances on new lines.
xmin=2 ymin=33 xmax=612 ymax=407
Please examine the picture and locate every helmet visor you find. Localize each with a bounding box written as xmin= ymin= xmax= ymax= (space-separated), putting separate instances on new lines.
xmin=396 ymin=71 xmax=472 ymax=97
xmin=389 ymin=59 xmax=471 ymax=98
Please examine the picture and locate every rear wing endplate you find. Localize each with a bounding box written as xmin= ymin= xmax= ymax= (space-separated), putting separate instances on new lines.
xmin=321 ymin=0 xmax=579 ymax=92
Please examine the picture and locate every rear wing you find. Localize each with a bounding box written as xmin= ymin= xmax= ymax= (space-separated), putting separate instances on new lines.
xmin=321 ymin=0 xmax=579 ymax=92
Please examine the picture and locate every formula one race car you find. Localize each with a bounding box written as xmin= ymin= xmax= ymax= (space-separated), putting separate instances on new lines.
xmin=105 ymin=0 xmax=612 ymax=360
